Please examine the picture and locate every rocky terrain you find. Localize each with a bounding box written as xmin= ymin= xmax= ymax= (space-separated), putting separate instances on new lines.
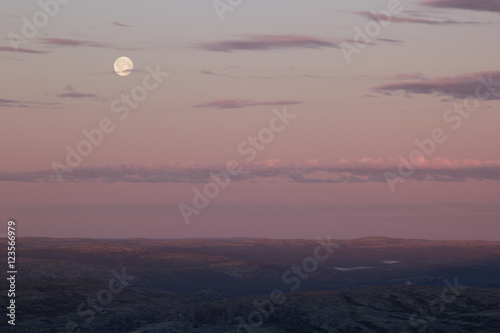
xmin=1 ymin=237 xmax=499 ymax=332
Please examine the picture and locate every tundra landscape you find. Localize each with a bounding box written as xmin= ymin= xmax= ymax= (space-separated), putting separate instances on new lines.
xmin=1 ymin=237 xmax=500 ymax=332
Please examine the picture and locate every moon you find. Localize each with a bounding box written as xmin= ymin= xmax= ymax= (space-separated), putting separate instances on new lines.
xmin=114 ymin=56 xmax=133 ymax=76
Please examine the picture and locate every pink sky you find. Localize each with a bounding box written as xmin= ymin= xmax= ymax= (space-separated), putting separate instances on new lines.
xmin=1 ymin=0 xmax=499 ymax=239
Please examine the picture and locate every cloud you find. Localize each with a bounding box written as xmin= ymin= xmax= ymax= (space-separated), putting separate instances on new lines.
xmin=420 ymin=0 xmax=500 ymax=13
xmin=0 ymin=46 xmax=47 ymax=54
xmin=197 ymin=34 xmax=338 ymax=52
xmin=112 ymin=21 xmax=132 ymax=27
xmin=195 ymin=99 xmax=301 ymax=109
xmin=200 ymin=70 xmax=217 ymax=76
xmin=57 ymin=86 xmax=102 ymax=100
xmin=0 ymin=98 xmax=59 ymax=109
xmin=353 ymin=11 xmax=479 ymax=24
xmin=39 ymin=38 xmax=113 ymax=48
xmin=376 ymin=38 xmax=405 ymax=45
xmin=2 ymin=158 xmax=500 ymax=184
xmin=38 ymin=38 xmax=139 ymax=51
xmin=0 ymin=163 xmax=234 ymax=183
xmin=374 ymin=71 xmax=500 ymax=100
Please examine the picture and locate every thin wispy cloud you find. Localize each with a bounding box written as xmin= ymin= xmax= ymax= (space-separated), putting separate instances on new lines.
xmin=39 ymin=38 xmax=114 ymax=48
xmin=195 ymin=99 xmax=301 ymax=109
xmin=374 ymin=71 xmax=500 ymax=99
xmin=3 ymin=158 xmax=500 ymax=184
xmin=197 ymin=34 xmax=338 ymax=52
xmin=57 ymin=86 xmax=102 ymax=100
xmin=38 ymin=38 xmax=141 ymax=51
xmin=353 ymin=11 xmax=480 ymax=25
xmin=420 ymin=0 xmax=500 ymax=13
xmin=0 ymin=98 xmax=59 ymax=109
xmin=200 ymin=70 xmax=217 ymax=76
xmin=377 ymin=38 xmax=405 ymax=45
xmin=112 ymin=21 xmax=132 ymax=27
xmin=0 ymin=46 xmax=47 ymax=54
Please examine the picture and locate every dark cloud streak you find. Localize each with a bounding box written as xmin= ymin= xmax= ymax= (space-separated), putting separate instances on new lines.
xmin=197 ymin=34 xmax=338 ymax=52
xmin=374 ymin=71 xmax=500 ymax=100
xmin=353 ymin=11 xmax=481 ymax=25
xmin=0 ymin=98 xmax=59 ymax=109
xmin=420 ymin=0 xmax=500 ymax=13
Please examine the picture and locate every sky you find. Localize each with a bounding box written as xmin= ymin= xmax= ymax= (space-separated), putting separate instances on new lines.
xmin=1 ymin=0 xmax=500 ymax=240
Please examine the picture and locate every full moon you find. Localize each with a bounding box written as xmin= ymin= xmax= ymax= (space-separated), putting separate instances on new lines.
xmin=114 ymin=56 xmax=133 ymax=76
